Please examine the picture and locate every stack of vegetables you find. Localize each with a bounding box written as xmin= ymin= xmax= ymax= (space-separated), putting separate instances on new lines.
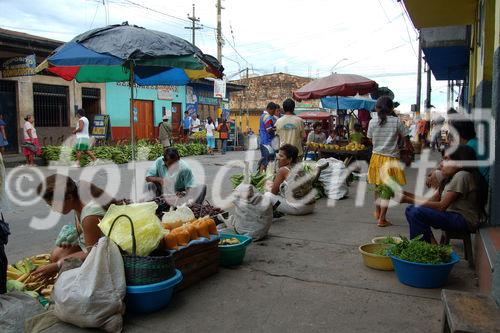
xmin=160 ymin=205 xmax=218 ymax=250
xmin=6 ymin=254 xmax=55 ymax=298
xmin=42 ymin=142 xmax=206 ymax=167
xmin=230 ymin=172 xmax=269 ymax=192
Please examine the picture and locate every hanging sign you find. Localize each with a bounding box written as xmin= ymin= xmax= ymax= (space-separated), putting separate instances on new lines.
xmin=1 ymin=54 xmax=36 ymax=78
xmin=133 ymin=107 xmax=138 ymax=123
xmin=91 ymin=115 xmax=110 ymax=139
xmin=213 ymin=79 xmax=226 ymax=98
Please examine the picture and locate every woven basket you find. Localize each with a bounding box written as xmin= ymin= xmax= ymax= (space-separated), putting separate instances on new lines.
xmin=108 ymin=214 xmax=175 ymax=286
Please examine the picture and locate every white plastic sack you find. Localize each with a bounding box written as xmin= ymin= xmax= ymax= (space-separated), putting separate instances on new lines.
xmin=230 ymin=184 xmax=272 ymax=241
xmin=53 ymin=237 xmax=126 ymax=333
xmin=318 ymin=158 xmax=349 ymax=200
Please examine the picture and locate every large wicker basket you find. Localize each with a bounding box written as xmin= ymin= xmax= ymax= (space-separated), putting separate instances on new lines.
xmin=108 ymin=214 xmax=175 ymax=286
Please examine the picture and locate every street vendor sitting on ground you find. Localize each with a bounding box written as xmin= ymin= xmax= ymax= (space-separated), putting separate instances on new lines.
xmin=145 ymin=147 xmax=206 ymax=204
xmin=307 ymin=122 xmax=326 ymax=143
xmin=33 ymin=174 xmax=124 ymax=279
xmin=264 ymin=144 xmax=317 ymax=216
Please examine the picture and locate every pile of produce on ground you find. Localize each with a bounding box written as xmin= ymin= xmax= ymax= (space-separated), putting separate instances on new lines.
xmin=6 ymin=254 xmax=55 ymax=299
xmin=41 ymin=141 xmax=206 ymax=166
xmin=230 ymin=172 xmax=269 ymax=192
xmin=231 ymin=163 xmax=326 ymax=199
xmin=189 ymin=130 xmax=207 ymax=141
xmin=307 ymin=142 xmax=366 ymax=152
xmin=386 ymin=235 xmax=453 ymax=264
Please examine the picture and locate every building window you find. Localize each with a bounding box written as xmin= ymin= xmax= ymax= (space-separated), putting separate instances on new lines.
xmin=33 ymin=83 xmax=69 ymax=127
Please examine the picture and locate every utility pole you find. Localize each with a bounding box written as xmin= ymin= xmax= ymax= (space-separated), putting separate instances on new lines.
xmin=425 ymin=62 xmax=432 ymax=117
xmin=216 ymin=0 xmax=224 ymax=63
xmin=185 ymin=4 xmax=202 ymax=46
xmin=416 ymin=35 xmax=423 ymax=116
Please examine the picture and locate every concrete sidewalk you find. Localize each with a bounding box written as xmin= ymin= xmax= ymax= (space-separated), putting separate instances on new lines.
xmin=3 ymin=151 xmax=477 ymax=332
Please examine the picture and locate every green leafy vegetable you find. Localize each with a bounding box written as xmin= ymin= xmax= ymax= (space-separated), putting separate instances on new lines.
xmin=387 ymin=235 xmax=453 ymax=264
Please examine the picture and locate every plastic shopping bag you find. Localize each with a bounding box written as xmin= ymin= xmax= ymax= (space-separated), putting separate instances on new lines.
xmin=52 ymin=237 xmax=126 ymax=333
xmin=317 ymin=158 xmax=349 ymax=200
xmin=99 ymin=202 xmax=165 ymax=256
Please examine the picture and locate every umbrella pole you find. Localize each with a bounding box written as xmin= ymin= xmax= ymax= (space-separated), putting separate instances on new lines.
xmin=129 ymin=62 xmax=138 ymax=202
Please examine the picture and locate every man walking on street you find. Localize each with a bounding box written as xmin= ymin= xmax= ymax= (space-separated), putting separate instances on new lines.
xmin=190 ymin=113 xmax=201 ymax=133
xmin=258 ymin=102 xmax=278 ymax=172
xmin=73 ymin=109 xmax=96 ymax=167
xmin=159 ymin=115 xmax=172 ymax=149
xmin=183 ymin=111 xmax=191 ymax=138
xmin=275 ymin=98 xmax=305 ymax=159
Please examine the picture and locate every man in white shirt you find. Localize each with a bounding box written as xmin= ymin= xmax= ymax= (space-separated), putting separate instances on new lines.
xmin=73 ymin=109 xmax=96 ymax=167
xmin=190 ymin=113 xmax=201 ymax=133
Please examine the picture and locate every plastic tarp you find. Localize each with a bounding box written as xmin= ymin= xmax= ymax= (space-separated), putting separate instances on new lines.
xmin=321 ymin=96 xmax=376 ymax=111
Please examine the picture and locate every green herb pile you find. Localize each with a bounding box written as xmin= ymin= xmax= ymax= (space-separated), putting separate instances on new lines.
xmin=387 ymin=236 xmax=453 ymax=264
xmin=41 ymin=142 xmax=207 ymax=167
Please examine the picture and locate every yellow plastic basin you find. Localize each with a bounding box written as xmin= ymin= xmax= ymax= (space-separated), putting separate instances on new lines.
xmin=358 ymin=243 xmax=394 ymax=271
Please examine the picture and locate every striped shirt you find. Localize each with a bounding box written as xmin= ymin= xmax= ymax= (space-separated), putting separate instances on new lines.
xmin=367 ymin=116 xmax=407 ymax=158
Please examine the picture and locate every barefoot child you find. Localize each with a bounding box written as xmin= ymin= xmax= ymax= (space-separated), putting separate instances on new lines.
xmin=367 ymin=96 xmax=408 ymax=227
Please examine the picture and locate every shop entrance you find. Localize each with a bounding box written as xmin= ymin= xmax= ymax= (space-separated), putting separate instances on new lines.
xmin=82 ymin=87 xmax=101 ymax=131
xmin=171 ymin=102 xmax=182 ymax=137
xmin=133 ymin=100 xmax=154 ymax=140
xmin=0 ymin=80 xmax=18 ymax=153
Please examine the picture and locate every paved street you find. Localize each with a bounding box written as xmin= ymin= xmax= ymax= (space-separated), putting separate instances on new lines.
xmin=4 ymin=151 xmax=477 ymax=332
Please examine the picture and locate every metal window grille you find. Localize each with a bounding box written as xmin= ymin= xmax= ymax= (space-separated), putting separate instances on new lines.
xmin=33 ymin=83 xmax=69 ymax=127
xmin=82 ymin=87 xmax=100 ymax=99
xmin=0 ymin=80 xmax=16 ymax=93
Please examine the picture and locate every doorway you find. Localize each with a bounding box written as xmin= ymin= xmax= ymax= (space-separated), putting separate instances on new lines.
xmin=0 ymin=80 xmax=18 ymax=153
xmin=171 ymin=102 xmax=182 ymax=138
xmin=133 ymin=100 xmax=154 ymax=140
xmin=82 ymin=87 xmax=101 ymax=131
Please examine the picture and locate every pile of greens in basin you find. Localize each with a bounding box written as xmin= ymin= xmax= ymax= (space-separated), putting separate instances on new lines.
xmin=386 ymin=236 xmax=453 ymax=264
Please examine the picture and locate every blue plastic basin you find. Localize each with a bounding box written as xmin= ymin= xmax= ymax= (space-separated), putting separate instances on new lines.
xmin=125 ymin=269 xmax=182 ymax=314
xmin=390 ymin=252 xmax=460 ymax=288
xmin=218 ymin=233 xmax=252 ymax=267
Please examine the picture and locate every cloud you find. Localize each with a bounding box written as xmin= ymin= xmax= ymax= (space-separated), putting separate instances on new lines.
xmin=0 ymin=0 xmax=452 ymax=111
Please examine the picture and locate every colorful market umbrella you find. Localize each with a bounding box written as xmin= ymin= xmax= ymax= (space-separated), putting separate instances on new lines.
xmin=36 ymin=22 xmax=223 ymax=200
xmin=37 ymin=23 xmax=223 ymax=85
xmin=293 ymin=73 xmax=378 ymax=101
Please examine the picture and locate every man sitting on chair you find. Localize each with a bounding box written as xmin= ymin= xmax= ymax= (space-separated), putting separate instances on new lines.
xmin=145 ymin=147 xmax=206 ymax=204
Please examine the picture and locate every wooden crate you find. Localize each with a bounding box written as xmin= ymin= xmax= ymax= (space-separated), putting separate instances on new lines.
xmin=172 ymin=239 xmax=219 ymax=292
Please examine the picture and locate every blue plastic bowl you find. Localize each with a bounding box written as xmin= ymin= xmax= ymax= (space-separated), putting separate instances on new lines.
xmin=390 ymin=252 xmax=460 ymax=288
xmin=218 ymin=233 xmax=252 ymax=267
xmin=125 ymin=269 xmax=182 ymax=314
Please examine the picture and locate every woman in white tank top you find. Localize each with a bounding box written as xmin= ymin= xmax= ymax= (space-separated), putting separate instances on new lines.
xmin=73 ymin=109 xmax=96 ymax=167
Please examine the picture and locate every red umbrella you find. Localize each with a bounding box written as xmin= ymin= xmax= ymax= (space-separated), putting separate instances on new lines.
xmin=293 ymin=73 xmax=378 ymax=101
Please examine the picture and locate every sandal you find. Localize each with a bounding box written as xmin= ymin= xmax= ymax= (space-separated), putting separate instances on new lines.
xmin=377 ymin=220 xmax=393 ymax=227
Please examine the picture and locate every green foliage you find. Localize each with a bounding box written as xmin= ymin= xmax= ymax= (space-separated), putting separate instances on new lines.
xmin=374 ymin=184 xmax=395 ymax=200
xmin=41 ymin=142 xmax=207 ymax=165
xmin=387 ymin=235 xmax=453 ymax=264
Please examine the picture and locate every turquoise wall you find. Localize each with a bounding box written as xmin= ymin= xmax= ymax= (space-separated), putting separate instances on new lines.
xmin=105 ymin=82 xmax=186 ymax=126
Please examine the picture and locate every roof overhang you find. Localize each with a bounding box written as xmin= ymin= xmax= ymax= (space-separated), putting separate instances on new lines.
xmin=401 ymin=0 xmax=477 ymax=29
xmin=421 ymin=26 xmax=469 ymax=80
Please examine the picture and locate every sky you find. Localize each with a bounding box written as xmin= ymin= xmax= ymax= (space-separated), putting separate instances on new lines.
xmin=0 ymin=0 xmax=457 ymax=113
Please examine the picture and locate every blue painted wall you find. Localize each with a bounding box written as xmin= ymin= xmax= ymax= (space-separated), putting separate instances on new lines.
xmin=105 ymin=82 xmax=186 ymax=127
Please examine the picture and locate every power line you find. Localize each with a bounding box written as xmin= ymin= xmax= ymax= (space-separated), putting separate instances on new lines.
xmin=399 ymin=1 xmax=418 ymax=57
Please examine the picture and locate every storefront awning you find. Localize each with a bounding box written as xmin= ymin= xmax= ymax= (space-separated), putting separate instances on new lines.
xmin=423 ymin=45 xmax=469 ymax=80
xmin=402 ymin=0 xmax=477 ymax=29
